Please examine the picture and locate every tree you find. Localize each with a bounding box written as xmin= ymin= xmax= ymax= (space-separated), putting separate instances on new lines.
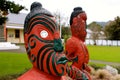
xmin=53 ymin=11 xmax=69 ymax=38
xmin=104 ymin=16 xmax=120 ymax=40
xmin=87 ymin=22 xmax=102 ymax=45
xmin=53 ymin=11 xmax=63 ymax=38
xmin=62 ymin=26 xmax=71 ymax=37
xmin=61 ymin=26 xmax=71 ymax=43
xmin=0 ymin=0 xmax=26 ymax=25
xmin=0 ymin=0 xmax=26 ymax=41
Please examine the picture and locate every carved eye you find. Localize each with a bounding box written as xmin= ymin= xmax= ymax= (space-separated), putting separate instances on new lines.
xmin=40 ymin=30 xmax=48 ymax=38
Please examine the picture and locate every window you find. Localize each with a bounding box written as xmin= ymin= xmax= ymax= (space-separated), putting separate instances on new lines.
xmin=15 ymin=29 xmax=20 ymax=38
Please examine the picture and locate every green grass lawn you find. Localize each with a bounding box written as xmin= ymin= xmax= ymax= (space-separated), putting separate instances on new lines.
xmin=0 ymin=52 xmax=32 ymax=77
xmin=87 ymin=45 xmax=120 ymax=63
xmin=0 ymin=45 xmax=120 ymax=77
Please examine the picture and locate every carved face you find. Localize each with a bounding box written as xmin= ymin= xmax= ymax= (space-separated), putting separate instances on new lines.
xmin=71 ymin=12 xmax=87 ymax=42
xmin=24 ymin=14 xmax=67 ymax=76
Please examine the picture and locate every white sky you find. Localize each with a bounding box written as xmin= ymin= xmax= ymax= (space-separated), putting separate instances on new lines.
xmin=12 ymin=0 xmax=120 ymax=24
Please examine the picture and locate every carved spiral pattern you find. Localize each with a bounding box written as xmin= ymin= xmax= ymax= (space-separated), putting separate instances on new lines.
xmin=24 ymin=14 xmax=66 ymax=76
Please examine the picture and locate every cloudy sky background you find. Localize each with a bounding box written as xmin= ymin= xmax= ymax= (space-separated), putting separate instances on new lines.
xmin=11 ymin=0 xmax=120 ymax=24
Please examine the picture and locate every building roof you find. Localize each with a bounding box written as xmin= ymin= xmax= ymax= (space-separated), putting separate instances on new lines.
xmin=6 ymin=25 xmax=23 ymax=29
xmin=7 ymin=13 xmax=27 ymax=24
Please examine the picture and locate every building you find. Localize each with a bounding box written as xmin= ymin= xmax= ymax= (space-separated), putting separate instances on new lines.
xmin=5 ymin=13 xmax=27 ymax=43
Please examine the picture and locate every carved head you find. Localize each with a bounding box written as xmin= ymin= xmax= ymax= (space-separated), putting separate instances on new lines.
xmin=24 ymin=2 xmax=67 ymax=76
xmin=70 ymin=7 xmax=87 ymax=42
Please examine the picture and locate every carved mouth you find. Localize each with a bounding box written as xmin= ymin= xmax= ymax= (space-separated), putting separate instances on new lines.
xmin=56 ymin=56 xmax=68 ymax=65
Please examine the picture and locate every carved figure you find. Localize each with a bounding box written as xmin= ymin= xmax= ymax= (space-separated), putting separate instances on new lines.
xmin=18 ymin=2 xmax=89 ymax=80
xmin=65 ymin=7 xmax=91 ymax=80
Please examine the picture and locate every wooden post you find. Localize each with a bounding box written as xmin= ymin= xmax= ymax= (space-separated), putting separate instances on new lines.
xmin=4 ymin=23 xmax=7 ymax=41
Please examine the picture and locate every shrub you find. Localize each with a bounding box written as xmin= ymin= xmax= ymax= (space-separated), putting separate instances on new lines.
xmin=94 ymin=69 xmax=112 ymax=80
xmin=115 ymin=66 xmax=120 ymax=74
xmin=113 ymin=74 xmax=120 ymax=80
xmin=90 ymin=64 xmax=103 ymax=70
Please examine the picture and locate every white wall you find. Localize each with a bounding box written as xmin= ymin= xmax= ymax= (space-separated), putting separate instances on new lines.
xmin=7 ymin=29 xmax=24 ymax=43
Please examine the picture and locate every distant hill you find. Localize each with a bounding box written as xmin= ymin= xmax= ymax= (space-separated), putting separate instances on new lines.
xmin=87 ymin=21 xmax=108 ymax=28
xmin=96 ymin=22 xmax=107 ymax=27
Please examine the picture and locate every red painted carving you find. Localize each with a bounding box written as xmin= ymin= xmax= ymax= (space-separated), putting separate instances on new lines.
xmin=18 ymin=2 xmax=89 ymax=80
xmin=65 ymin=7 xmax=91 ymax=80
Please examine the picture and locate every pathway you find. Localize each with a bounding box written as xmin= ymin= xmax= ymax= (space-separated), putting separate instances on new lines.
xmin=90 ymin=60 xmax=120 ymax=66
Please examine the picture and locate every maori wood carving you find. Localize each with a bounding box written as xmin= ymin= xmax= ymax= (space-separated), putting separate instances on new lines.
xmin=65 ymin=7 xmax=91 ymax=80
xmin=18 ymin=2 xmax=90 ymax=80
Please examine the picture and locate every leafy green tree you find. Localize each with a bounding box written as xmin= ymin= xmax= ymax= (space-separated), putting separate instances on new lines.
xmin=0 ymin=0 xmax=26 ymax=25
xmin=87 ymin=22 xmax=102 ymax=45
xmin=0 ymin=0 xmax=26 ymax=41
xmin=104 ymin=16 xmax=120 ymax=40
xmin=61 ymin=26 xmax=71 ymax=41
xmin=62 ymin=26 xmax=71 ymax=37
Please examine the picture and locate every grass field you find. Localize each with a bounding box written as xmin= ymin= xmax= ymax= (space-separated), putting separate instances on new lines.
xmin=0 ymin=45 xmax=120 ymax=77
xmin=0 ymin=52 xmax=32 ymax=77
xmin=87 ymin=45 xmax=120 ymax=62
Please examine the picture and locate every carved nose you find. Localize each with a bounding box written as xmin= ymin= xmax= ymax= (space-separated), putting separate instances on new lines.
xmin=53 ymin=39 xmax=63 ymax=52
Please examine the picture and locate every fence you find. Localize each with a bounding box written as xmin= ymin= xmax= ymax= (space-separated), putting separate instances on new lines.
xmin=85 ymin=39 xmax=120 ymax=46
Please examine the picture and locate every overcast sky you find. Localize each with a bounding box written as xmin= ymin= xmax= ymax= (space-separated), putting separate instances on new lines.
xmin=12 ymin=0 xmax=120 ymax=24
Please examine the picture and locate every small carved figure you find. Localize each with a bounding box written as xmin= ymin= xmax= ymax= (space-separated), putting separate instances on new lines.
xmin=65 ymin=7 xmax=91 ymax=80
xmin=18 ymin=2 xmax=89 ymax=80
